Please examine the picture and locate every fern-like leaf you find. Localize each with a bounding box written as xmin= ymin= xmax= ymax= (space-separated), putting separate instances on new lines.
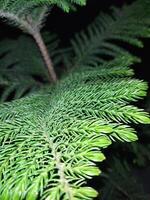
xmin=0 ymin=54 xmax=150 ymax=199
xmin=69 ymin=0 xmax=150 ymax=68
xmin=0 ymin=0 xmax=150 ymax=199
xmin=0 ymin=0 xmax=87 ymax=33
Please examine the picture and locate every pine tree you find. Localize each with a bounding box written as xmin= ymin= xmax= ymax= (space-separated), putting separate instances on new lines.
xmin=0 ymin=0 xmax=150 ymax=199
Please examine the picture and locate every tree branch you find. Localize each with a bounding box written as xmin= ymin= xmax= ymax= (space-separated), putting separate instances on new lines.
xmin=0 ymin=10 xmax=57 ymax=82
xmin=32 ymin=31 xmax=58 ymax=82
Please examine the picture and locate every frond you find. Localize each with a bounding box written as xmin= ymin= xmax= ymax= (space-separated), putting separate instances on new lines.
xmin=0 ymin=1 xmax=50 ymax=33
xmin=38 ymin=0 xmax=87 ymax=12
xmin=0 ymin=53 xmax=150 ymax=199
xmin=69 ymin=0 xmax=150 ymax=68
xmin=0 ymin=0 xmax=150 ymax=199
xmin=0 ymin=33 xmax=59 ymax=102
xmin=0 ymin=0 xmax=87 ymax=33
xmin=0 ymin=0 xmax=87 ymax=12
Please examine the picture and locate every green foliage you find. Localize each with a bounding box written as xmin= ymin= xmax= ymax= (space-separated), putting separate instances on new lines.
xmin=68 ymin=0 xmax=150 ymax=68
xmin=0 ymin=0 xmax=87 ymax=13
xmin=0 ymin=53 xmax=150 ymax=199
xmin=0 ymin=0 xmax=87 ymax=33
xmin=0 ymin=1 xmax=48 ymax=33
xmin=0 ymin=0 xmax=150 ymax=199
xmin=0 ymin=33 xmax=59 ymax=102
xmin=110 ymin=94 xmax=150 ymax=168
xmin=126 ymin=94 xmax=150 ymax=167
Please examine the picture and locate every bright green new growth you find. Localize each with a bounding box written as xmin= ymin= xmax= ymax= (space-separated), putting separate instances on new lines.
xmin=0 ymin=0 xmax=150 ymax=199
xmin=1 ymin=54 xmax=150 ymax=200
